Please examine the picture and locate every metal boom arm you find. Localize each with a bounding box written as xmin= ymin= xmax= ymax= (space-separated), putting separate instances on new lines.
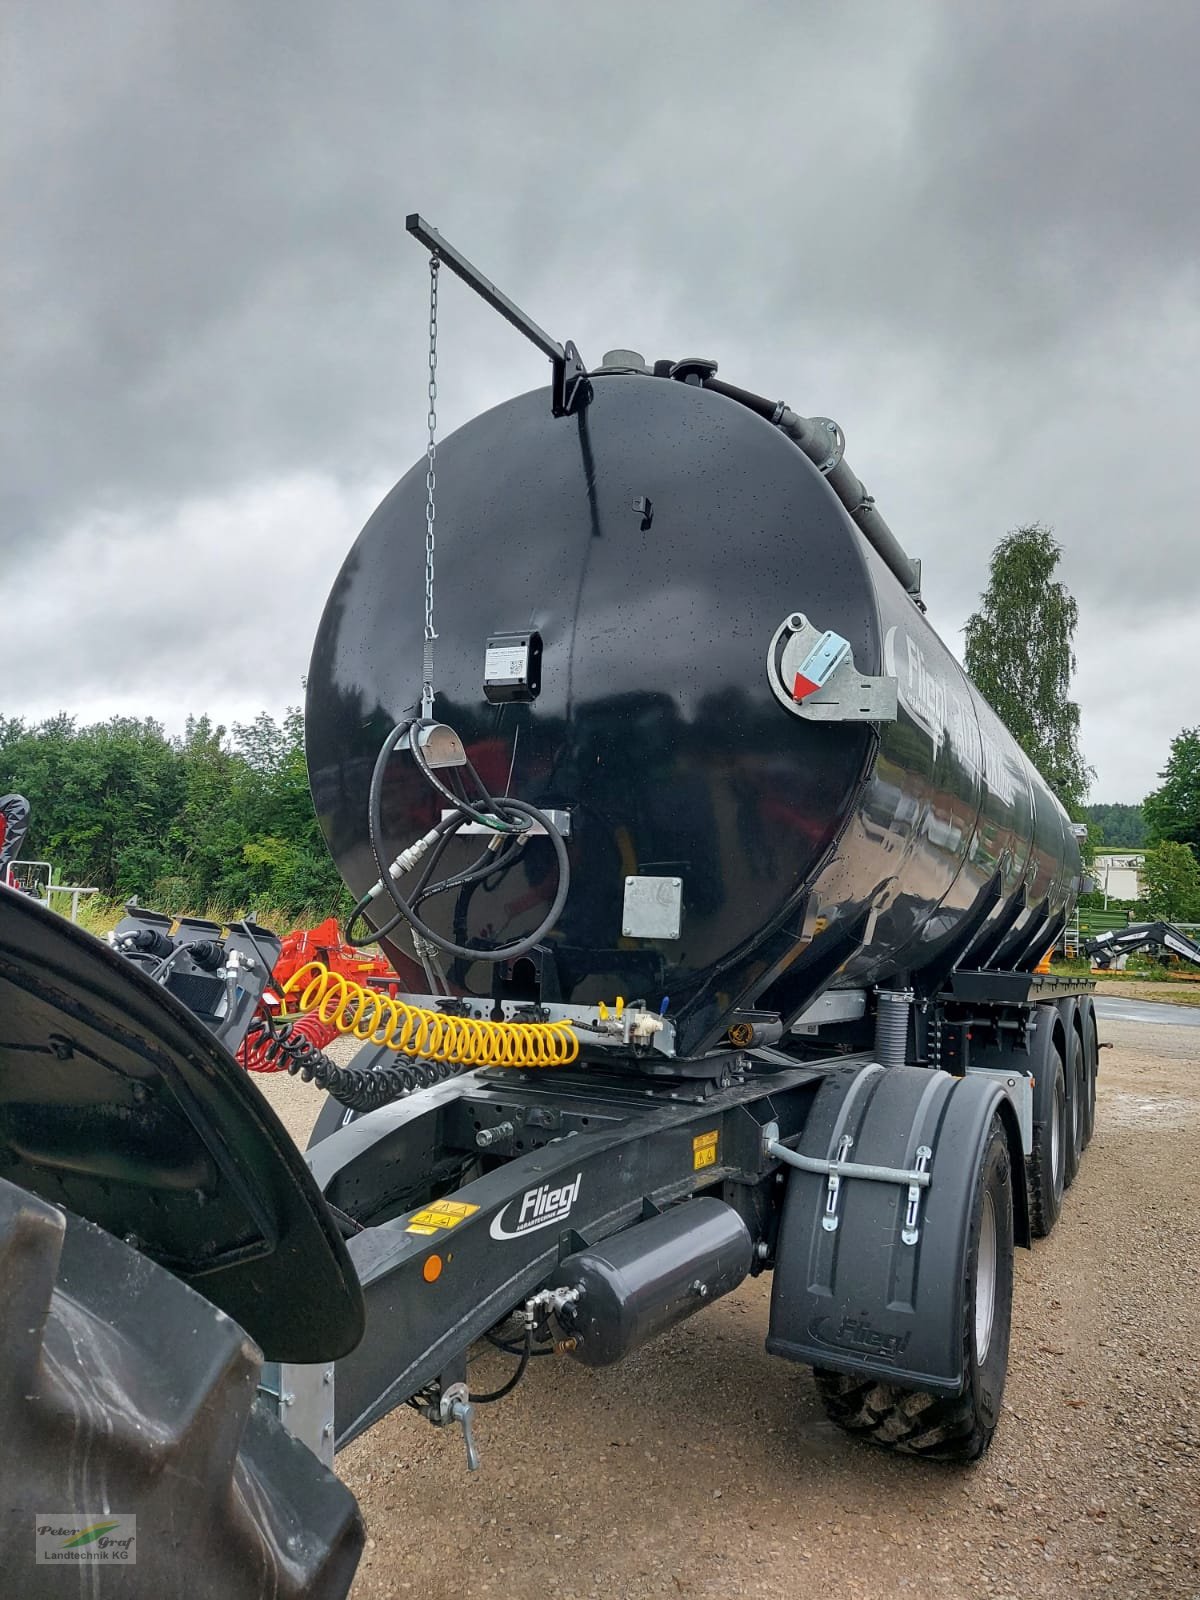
xmin=405 ymin=213 xmax=589 ymax=416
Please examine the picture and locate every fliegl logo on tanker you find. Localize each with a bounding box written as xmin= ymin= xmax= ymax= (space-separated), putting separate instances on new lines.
xmin=489 ymin=1174 xmax=582 ymax=1240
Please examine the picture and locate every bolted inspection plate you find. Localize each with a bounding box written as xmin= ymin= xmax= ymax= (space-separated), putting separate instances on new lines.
xmin=622 ymin=875 xmax=683 ymax=940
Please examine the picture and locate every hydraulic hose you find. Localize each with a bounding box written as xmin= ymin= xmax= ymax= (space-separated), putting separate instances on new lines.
xmin=348 ymin=718 xmax=571 ymax=964
xmin=695 ymin=373 xmax=923 ymax=599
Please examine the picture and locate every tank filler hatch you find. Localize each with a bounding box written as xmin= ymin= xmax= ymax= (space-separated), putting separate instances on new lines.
xmin=766 ymin=612 xmax=898 ymax=723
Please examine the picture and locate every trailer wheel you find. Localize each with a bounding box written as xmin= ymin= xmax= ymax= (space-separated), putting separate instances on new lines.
xmin=1063 ymin=1030 xmax=1086 ymax=1188
xmin=1027 ymin=1043 xmax=1067 ymax=1237
xmin=0 ymin=1176 xmax=363 ymax=1599
xmin=813 ymin=1112 xmax=1015 ymax=1463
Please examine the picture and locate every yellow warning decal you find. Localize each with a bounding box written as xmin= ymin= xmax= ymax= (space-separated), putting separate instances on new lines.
xmin=693 ymin=1129 xmax=719 ymax=1170
xmin=406 ymin=1200 xmax=480 ymax=1235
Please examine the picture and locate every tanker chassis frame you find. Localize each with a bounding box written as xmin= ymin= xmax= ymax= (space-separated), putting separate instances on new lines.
xmin=270 ymin=968 xmax=1098 ymax=1470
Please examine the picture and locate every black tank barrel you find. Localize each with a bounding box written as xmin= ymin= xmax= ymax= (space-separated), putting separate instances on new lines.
xmin=307 ymin=368 xmax=1080 ymax=1051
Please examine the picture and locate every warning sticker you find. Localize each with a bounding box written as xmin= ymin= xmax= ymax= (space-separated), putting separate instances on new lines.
xmin=693 ymin=1129 xmax=719 ymax=1170
xmin=406 ymin=1200 xmax=480 ymax=1236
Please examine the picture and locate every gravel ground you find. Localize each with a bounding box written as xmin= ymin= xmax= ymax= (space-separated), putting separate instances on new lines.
xmin=257 ymin=1014 xmax=1200 ymax=1600
xmin=1093 ymin=978 xmax=1200 ymax=1008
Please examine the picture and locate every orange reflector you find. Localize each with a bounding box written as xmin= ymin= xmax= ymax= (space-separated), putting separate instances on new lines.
xmin=423 ymin=1254 xmax=443 ymax=1283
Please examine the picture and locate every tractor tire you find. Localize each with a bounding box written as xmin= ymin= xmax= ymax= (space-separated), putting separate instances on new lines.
xmin=1063 ymin=1029 xmax=1086 ymax=1188
xmin=1027 ymin=1043 xmax=1067 ymax=1238
xmin=813 ymin=1112 xmax=1015 ymax=1463
xmin=0 ymin=1176 xmax=364 ymax=1598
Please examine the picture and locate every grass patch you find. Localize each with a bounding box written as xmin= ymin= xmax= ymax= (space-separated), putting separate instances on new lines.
xmin=72 ymin=896 xmax=316 ymax=940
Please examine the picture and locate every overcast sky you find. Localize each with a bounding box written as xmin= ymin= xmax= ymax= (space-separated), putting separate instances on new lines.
xmin=4 ymin=1 xmax=1197 ymax=803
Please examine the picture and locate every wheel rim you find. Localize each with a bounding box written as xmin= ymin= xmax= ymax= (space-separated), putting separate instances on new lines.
xmin=1051 ymin=1082 xmax=1062 ymax=1179
xmin=975 ymin=1190 xmax=998 ymax=1363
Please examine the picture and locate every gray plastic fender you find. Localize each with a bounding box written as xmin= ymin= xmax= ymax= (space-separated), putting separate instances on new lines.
xmin=766 ymin=1062 xmax=1013 ymax=1394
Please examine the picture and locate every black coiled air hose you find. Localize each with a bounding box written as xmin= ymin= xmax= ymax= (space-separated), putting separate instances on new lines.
xmin=241 ymin=1016 xmax=465 ymax=1114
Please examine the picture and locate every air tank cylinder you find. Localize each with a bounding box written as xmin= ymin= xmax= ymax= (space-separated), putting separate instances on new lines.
xmin=549 ymin=1198 xmax=752 ymax=1367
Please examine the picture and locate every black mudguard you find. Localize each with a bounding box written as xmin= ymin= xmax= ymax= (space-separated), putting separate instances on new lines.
xmin=766 ymin=1062 xmax=1012 ymax=1395
xmin=1030 ymin=999 xmax=1071 ymax=1125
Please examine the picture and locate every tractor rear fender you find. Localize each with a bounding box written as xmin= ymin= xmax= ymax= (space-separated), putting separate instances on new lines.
xmin=766 ymin=1063 xmax=1016 ymax=1395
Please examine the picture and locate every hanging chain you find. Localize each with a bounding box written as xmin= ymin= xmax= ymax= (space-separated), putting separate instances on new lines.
xmin=421 ymin=254 xmax=440 ymax=719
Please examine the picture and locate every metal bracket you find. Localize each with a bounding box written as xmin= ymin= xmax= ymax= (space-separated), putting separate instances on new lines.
xmin=967 ymin=1065 xmax=1035 ymax=1156
xmin=406 ymin=214 xmax=590 ymax=419
xmin=441 ymin=806 xmax=571 ymax=838
xmin=823 ymin=1134 xmax=854 ymax=1231
xmin=766 ymin=613 xmax=897 ymax=723
xmin=400 ymin=722 xmax=467 ymax=768
xmin=762 ymin=1120 xmax=933 ymax=1243
xmin=901 ymin=1145 xmax=933 ymax=1244
xmin=552 ymin=339 xmax=592 ymax=418
xmin=789 ymin=988 xmax=867 ymax=1034
xmin=260 ymin=1360 xmax=336 ymax=1468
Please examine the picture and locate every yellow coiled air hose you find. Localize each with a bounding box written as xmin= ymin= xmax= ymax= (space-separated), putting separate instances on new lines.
xmin=279 ymin=960 xmax=579 ymax=1068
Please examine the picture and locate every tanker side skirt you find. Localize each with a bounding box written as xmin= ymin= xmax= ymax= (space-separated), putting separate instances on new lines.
xmin=1013 ymin=907 xmax=1068 ymax=972
xmin=320 ymin=1063 xmax=832 ymax=1448
xmin=965 ymin=885 xmax=1030 ymax=972
xmin=912 ymin=869 xmax=1004 ymax=1000
xmin=992 ymin=895 xmax=1050 ymax=971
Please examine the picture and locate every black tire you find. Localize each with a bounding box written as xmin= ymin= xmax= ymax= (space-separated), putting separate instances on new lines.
xmin=1027 ymin=1045 xmax=1067 ymax=1238
xmin=1063 ymin=1030 xmax=1086 ymax=1188
xmin=1080 ymin=1007 xmax=1098 ymax=1149
xmin=813 ymin=1112 xmax=1015 ymax=1463
xmin=0 ymin=1177 xmax=364 ymax=1598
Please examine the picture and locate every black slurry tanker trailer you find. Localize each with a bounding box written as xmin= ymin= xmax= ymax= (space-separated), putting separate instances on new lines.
xmin=0 ymin=217 xmax=1097 ymax=1597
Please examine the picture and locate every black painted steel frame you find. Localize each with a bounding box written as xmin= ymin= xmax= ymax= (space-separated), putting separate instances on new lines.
xmin=307 ymin=1057 xmax=833 ymax=1447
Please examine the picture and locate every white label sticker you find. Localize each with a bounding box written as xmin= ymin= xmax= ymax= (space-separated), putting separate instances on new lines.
xmin=484 ymin=644 xmax=528 ymax=683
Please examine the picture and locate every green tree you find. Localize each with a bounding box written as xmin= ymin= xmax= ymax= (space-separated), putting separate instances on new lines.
xmin=1140 ymin=840 xmax=1200 ymax=923
xmin=0 ymin=714 xmax=182 ymax=894
xmin=963 ymin=524 xmax=1092 ymax=814
xmin=0 ymin=704 xmax=346 ymax=922
xmin=1082 ymin=802 xmax=1147 ymax=849
xmin=1143 ymin=727 xmax=1200 ymax=857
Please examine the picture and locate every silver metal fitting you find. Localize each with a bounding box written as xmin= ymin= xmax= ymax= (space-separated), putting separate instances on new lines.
xmin=476 ymin=1121 xmax=515 ymax=1149
xmin=524 ymin=1285 xmax=582 ymax=1323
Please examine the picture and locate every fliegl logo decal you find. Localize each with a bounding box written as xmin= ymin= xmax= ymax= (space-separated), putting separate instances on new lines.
xmin=808 ymin=1313 xmax=911 ymax=1362
xmin=489 ymin=1174 xmax=582 ymax=1240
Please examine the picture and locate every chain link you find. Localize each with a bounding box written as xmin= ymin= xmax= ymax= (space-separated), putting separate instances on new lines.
xmin=422 ymin=255 xmax=440 ymax=717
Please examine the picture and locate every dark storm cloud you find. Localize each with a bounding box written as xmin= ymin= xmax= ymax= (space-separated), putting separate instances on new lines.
xmin=3 ymin=1 xmax=1198 ymax=799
